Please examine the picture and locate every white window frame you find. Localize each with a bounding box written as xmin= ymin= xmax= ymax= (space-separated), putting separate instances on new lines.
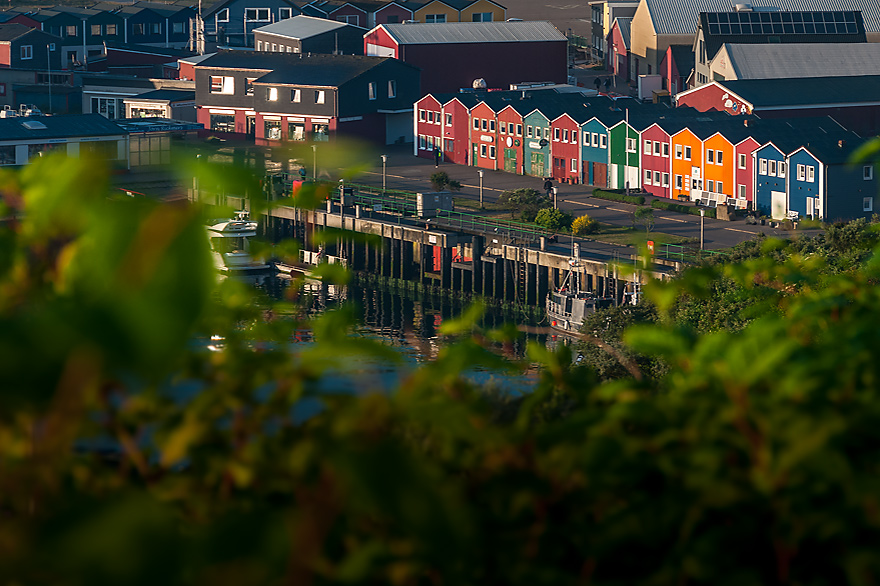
xmin=644 ymin=139 xmax=652 ymax=153
xmin=662 ymin=172 xmax=669 ymax=187
xmin=626 ymin=137 xmax=636 ymax=153
xmin=216 ymin=8 xmax=229 ymax=22
xmin=675 ymin=174 xmax=682 ymax=189
xmin=210 ymin=75 xmax=234 ymax=94
xmin=644 ymin=169 xmax=652 ymax=185
xmin=418 ymin=135 xmax=426 ymax=149
xmin=516 ymin=124 xmax=522 ymax=136
xmin=291 ymin=88 xmax=301 ymax=102
xmin=368 ymin=81 xmax=376 ymax=100
xmin=490 ymin=120 xmax=496 ymax=132
xmin=425 ymin=13 xmax=446 ymax=23
xmin=707 ymin=179 xmax=715 ymax=192
xmin=738 ymin=153 xmax=747 ymax=169
xmin=797 ymin=164 xmax=805 ymax=180
xmin=654 ymin=141 xmax=661 ymax=155
xmin=315 ymin=90 xmax=325 ymax=104
xmin=717 ymin=181 xmax=723 ymax=194
xmin=257 ymin=40 xmax=263 ymax=50
xmin=571 ymin=158 xmax=577 ymax=172
xmin=778 ymin=162 xmax=785 ymax=178
xmin=480 ymin=144 xmax=487 ymax=158
xmin=864 ymin=165 xmax=874 ymax=180
xmin=760 ymin=159 xmax=768 ymax=175
xmin=769 ymin=160 xmax=777 ymax=176
xmin=654 ymin=171 xmax=661 ymax=185
xmin=807 ymin=166 xmax=815 ymax=182
xmin=388 ymin=80 xmax=396 ymax=98
xmin=599 ymin=134 xmax=606 ymax=148
xmin=684 ymin=145 xmax=692 ymax=160
xmin=739 ymin=184 xmax=746 ymax=198
xmin=445 ymin=113 xmax=452 ymax=126
xmin=675 ymin=144 xmax=682 ymax=159
xmin=554 ymin=127 xmax=560 ymax=141
xmin=707 ymin=149 xmax=714 ymax=164
xmin=279 ymin=7 xmax=292 ymax=19
xmin=20 ymin=45 xmax=32 ymax=60
xmin=267 ymin=87 xmax=278 ymax=101
xmin=716 ymin=150 xmax=723 ymax=165
xmin=864 ymin=197 xmax=873 ymax=212
xmin=592 ymin=133 xmax=599 ymax=147
xmin=662 ymin=143 xmax=669 ymax=157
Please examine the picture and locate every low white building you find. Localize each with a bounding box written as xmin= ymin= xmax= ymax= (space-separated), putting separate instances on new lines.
xmin=0 ymin=113 xmax=128 ymax=167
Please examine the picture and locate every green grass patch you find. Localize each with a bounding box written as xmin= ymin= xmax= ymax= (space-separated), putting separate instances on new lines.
xmin=453 ymin=197 xmax=508 ymax=212
xmin=586 ymin=224 xmax=697 ymax=247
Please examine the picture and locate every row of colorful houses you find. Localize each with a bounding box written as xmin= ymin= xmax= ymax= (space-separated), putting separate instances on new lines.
xmin=414 ymin=89 xmax=877 ymax=222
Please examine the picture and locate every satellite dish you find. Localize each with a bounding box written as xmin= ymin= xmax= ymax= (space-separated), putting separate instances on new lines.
xmin=539 ymin=138 xmax=549 ymax=147
xmin=472 ymin=78 xmax=487 ymax=90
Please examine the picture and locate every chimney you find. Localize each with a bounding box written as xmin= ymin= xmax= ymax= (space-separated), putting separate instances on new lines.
xmin=743 ymin=119 xmax=749 ymax=127
xmin=839 ymin=139 xmax=847 ymax=148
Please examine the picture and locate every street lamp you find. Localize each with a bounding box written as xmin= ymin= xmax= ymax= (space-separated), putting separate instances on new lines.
xmin=478 ymin=169 xmax=484 ymax=208
xmin=46 ymin=44 xmax=51 ymax=115
xmin=311 ymin=144 xmax=317 ymax=180
xmin=699 ymin=208 xmax=706 ymax=251
xmin=553 ymin=186 xmax=558 ymax=210
xmin=381 ymin=154 xmax=387 ymax=193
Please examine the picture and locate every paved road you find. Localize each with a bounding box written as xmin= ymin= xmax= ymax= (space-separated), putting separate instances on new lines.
xmin=356 ymin=144 xmax=810 ymax=251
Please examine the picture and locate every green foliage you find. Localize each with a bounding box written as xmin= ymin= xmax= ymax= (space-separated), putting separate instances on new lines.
xmin=534 ymin=207 xmax=573 ymax=231
xmin=429 ymin=171 xmax=461 ymax=192
xmin=652 ymin=198 xmax=718 ymax=218
xmin=571 ymin=213 xmax=600 ymax=236
xmin=498 ymin=188 xmax=551 ymax=222
xmin=633 ymin=206 xmax=655 ymax=233
xmin=11 ymin=155 xmax=880 ymax=585
xmin=591 ymin=188 xmax=645 ymax=205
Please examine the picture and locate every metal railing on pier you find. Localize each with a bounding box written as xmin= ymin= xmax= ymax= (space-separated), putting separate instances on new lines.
xmin=657 ymin=243 xmax=727 ymax=263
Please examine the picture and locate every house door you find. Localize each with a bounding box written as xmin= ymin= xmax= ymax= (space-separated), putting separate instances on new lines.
xmin=609 ymin=163 xmax=619 ymax=188
xmin=771 ymin=191 xmax=786 ymax=219
xmin=472 ymin=143 xmax=479 ymax=167
xmin=626 ymin=165 xmax=639 ymax=190
xmin=504 ymin=148 xmax=517 ymax=173
xmin=594 ymin=162 xmax=607 ymax=187
xmin=246 ymin=116 xmax=256 ymax=137
xmin=530 ymin=152 xmax=545 ymax=177
xmin=806 ymin=197 xmax=815 ymax=219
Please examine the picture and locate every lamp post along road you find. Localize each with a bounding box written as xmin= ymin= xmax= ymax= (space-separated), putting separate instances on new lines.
xmin=553 ymin=186 xmax=558 ymax=210
xmin=311 ymin=144 xmax=317 ymax=180
xmin=381 ymin=154 xmax=387 ymax=193
xmin=478 ymin=169 xmax=484 ymax=208
xmin=700 ymin=208 xmax=705 ymax=252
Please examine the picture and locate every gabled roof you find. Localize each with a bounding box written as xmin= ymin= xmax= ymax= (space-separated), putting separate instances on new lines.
xmin=720 ymin=42 xmax=880 ymax=79
xmin=0 ymin=114 xmax=126 ymax=142
xmin=699 ymin=10 xmax=866 ymax=58
xmin=205 ymin=0 xmax=299 ymax=18
xmin=198 ymin=51 xmax=416 ymax=86
xmin=375 ymin=20 xmax=566 ymax=45
xmin=0 ymin=22 xmax=33 ymax=41
xmin=254 ymin=15 xmax=363 ymax=38
xmin=668 ymin=44 xmax=694 ymax=76
xmin=719 ymin=75 xmax=880 ymax=107
xmin=645 ymin=0 xmax=880 ymax=37
xmin=611 ymin=16 xmax=632 ymax=48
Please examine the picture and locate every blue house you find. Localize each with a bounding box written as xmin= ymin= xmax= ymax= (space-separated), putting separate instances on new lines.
xmin=804 ymin=135 xmax=879 ymax=222
xmin=787 ymin=146 xmax=822 ymax=220
xmin=753 ymin=142 xmax=788 ymax=219
xmin=580 ymin=116 xmax=609 ymax=186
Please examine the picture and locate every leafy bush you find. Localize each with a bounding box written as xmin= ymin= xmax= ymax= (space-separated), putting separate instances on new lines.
xmin=571 ymin=213 xmax=600 ymax=235
xmin=534 ymin=207 xmax=573 ymax=231
xmin=430 ymin=171 xmax=461 ymax=192
xmin=651 ymin=198 xmax=717 ymax=218
xmin=591 ymin=188 xmax=645 ymax=205
xmin=498 ymin=188 xmax=551 ymax=222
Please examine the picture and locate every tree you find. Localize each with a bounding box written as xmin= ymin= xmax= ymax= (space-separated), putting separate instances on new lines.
xmin=534 ymin=207 xmax=573 ymax=231
xmin=498 ymin=188 xmax=550 ymax=222
xmin=430 ymin=171 xmax=461 ymax=192
xmin=633 ymin=206 xmax=655 ymax=233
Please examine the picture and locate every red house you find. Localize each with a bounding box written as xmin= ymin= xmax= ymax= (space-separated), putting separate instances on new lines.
xmin=659 ymin=45 xmax=693 ymax=96
xmin=373 ymin=2 xmax=414 ymax=26
xmin=415 ymin=94 xmax=444 ymax=160
xmin=496 ymin=104 xmax=524 ymax=174
xmin=734 ymin=134 xmax=760 ymax=205
xmin=550 ymin=113 xmax=580 ymax=184
xmin=607 ymin=17 xmax=632 ymax=85
xmin=469 ymin=100 xmax=498 ymax=170
xmin=640 ymin=122 xmax=673 ymax=198
xmin=440 ymin=96 xmax=474 ymax=165
xmin=365 ymin=21 xmax=567 ymax=95
xmin=676 ymin=81 xmax=753 ymax=116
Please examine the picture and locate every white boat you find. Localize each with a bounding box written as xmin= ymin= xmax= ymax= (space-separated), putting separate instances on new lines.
xmin=206 ymin=211 xmax=270 ymax=273
xmin=546 ymin=252 xmax=613 ymax=332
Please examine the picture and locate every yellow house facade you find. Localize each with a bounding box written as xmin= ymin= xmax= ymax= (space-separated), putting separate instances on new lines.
xmin=414 ymin=1 xmax=461 ymax=23
xmin=414 ymin=0 xmax=506 ymax=23
xmin=461 ymin=0 xmax=506 ymax=22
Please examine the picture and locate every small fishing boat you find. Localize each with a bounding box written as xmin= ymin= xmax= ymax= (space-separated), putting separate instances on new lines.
xmin=207 ymin=211 xmax=270 ymax=273
xmin=546 ymin=251 xmax=613 ymax=332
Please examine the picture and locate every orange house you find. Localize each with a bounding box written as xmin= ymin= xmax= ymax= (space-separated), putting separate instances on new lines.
xmin=670 ymin=128 xmax=704 ymax=201
xmin=703 ymin=132 xmax=735 ymax=203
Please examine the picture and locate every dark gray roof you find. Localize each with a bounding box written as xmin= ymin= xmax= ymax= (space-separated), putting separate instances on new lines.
xmin=700 ymin=10 xmax=866 ymax=58
xmin=199 ymin=51 xmax=413 ymax=86
xmin=721 ymin=42 xmax=880 ymax=78
xmin=123 ymin=88 xmax=195 ymax=102
xmin=0 ymin=22 xmax=33 ymax=41
xmin=719 ymin=75 xmax=880 ymax=108
xmin=254 ymin=15 xmax=361 ymax=39
xmin=378 ymin=20 xmax=566 ymax=45
xmin=645 ymin=0 xmax=880 ymax=36
xmin=103 ymin=41 xmax=196 ymax=58
xmin=613 ymin=16 xmax=632 ymax=48
xmin=0 ymin=114 xmax=126 ymax=142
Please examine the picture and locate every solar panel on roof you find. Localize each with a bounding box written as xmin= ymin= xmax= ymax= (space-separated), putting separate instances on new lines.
xmin=708 ymin=23 xmax=720 ymax=33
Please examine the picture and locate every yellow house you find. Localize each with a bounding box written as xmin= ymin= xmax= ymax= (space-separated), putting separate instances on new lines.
xmin=414 ymin=0 xmax=461 ymax=23
xmin=460 ymin=0 xmax=507 ymax=22
xmin=414 ymin=0 xmax=507 ymax=23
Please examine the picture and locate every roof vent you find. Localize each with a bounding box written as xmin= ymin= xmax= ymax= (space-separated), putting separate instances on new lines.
xmin=21 ymin=120 xmax=47 ymax=130
xmin=839 ymin=139 xmax=847 ymax=148
xmin=744 ymin=119 xmax=749 ymax=127
xmin=735 ymin=3 xmax=753 ymax=11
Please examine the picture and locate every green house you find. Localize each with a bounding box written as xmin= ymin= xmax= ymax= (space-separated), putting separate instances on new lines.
xmin=607 ymin=120 xmax=640 ymax=190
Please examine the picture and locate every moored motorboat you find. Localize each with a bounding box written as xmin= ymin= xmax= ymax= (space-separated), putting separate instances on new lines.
xmin=207 ymin=211 xmax=270 ymax=272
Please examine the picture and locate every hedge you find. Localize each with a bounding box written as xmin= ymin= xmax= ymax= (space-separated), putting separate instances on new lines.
xmin=591 ymin=189 xmax=645 ymax=205
xmin=651 ymin=199 xmax=717 ymax=219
